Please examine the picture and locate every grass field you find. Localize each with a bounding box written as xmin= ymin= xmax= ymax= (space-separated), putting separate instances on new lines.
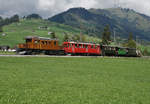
xmin=0 ymin=57 xmax=150 ymax=104
xmin=0 ymin=51 xmax=15 ymax=55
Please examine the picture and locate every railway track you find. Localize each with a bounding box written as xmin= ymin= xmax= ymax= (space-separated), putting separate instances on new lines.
xmin=0 ymin=55 xmax=101 ymax=57
xmin=0 ymin=54 xmax=149 ymax=58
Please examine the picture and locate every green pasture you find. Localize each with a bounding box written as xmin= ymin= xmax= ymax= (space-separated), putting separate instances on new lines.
xmin=0 ymin=51 xmax=15 ymax=55
xmin=0 ymin=19 xmax=100 ymax=47
xmin=0 ymin=57 xmax=150 ymax=104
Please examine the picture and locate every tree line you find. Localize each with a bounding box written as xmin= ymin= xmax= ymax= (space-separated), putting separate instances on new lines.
xmin=0 ymin=14 xmax=148 ymax=55
xmin=50 ymin=32 xmax=86 ymax=42
xmin=0 ymin=13 xmax=42 ymax=33
xmin=51 ymin=24 xmax=137 ymax=49
xmin=0 ymin=15 xmax=19 ymax=32
xmin=101 ymin=25 xmax=136 ymax=48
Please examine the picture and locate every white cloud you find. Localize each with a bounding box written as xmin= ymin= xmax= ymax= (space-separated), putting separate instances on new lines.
xmin=0 ymin=0 xmax=150 ymax=18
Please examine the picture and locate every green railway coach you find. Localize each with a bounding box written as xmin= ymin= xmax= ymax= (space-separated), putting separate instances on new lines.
xmin=117 ymin=48 xmax=127 ymax=56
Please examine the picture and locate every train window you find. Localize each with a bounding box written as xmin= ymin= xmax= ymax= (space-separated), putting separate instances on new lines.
xmin=95 ymin=45 xmax=97 ymax=49
xmin=45 ymin=41 xmax=47 ymax=45
xmin=54 ymin=41 xmax=57 ymax=46
xmin=81 ymin=44 xmax=83 ymax=48
xmin=48 ymin=41 xmax=51 ymax=44
xmin=81 ymin=45 xmax=83 ymax=48
xmin=79 ymin=44 xmax=82 ymax=48
xmin=42 ymin=41 xmax=45 ymax=44
xmin=75 ymin=44 xmax=78 ymax=48
xmin=79 ymin=44 xmax=81 ymax=48
xmin=68 ymin=44 xmax=70 ymax=48
xmin=85 ymin=45 xmax=88 ymax=49
xmin=83 ymin=45 xmax=85 ymax=48
xmin=70 ymin=44 xmax=72 ymax=47
xmin=34 ymin=40 xmax=38 ymax=44
xmin=26 ymin=39 xmax=32 ymax=43
xmin=91 ymin=45 xmax=93 ymax=48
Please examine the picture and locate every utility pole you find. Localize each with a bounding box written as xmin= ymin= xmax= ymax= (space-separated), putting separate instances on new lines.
xmin=114 ymin=0 xmax=120 ymax=8
xmin=113 ymin=28 xmax=116 ymax=45
xmin=136 ymin=35 xmax=138 ymax=49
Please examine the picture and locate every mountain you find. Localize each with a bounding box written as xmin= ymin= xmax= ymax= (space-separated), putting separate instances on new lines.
xmin=48 ymin=7 xmax=150 ymax=41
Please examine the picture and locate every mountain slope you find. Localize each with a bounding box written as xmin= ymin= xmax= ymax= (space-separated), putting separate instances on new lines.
xmin=49 ymin=7 xmax=150 ymax=41
xmin=0 ymin=19 xmax=100 ymax=47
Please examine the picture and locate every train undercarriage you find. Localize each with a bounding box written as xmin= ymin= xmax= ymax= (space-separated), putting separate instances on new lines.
xmin=17 ymin=48 xmax=65 ymax=55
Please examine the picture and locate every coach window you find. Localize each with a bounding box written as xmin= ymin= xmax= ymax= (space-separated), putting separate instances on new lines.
xmin=75 ymin=44 xmax=77 ymax=48
xmin=65 ymin=44 xmax=68 ymax=47
xmin=81 ymin=44 xmax=83 ymax=48
xmin=83 ymin=45 xmax=85 ymax=48
xmin=70 ymin=44 xmax=72 ymax=47
xmin=85 ymin=45 xmax=88 ymax=49
xmin=54 ymin=41 xmax=57 ymax=46
xmin=79 ymin=44 xmax=81 ymax=48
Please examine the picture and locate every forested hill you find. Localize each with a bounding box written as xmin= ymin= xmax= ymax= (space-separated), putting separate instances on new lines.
xmin=49 ymin=7 xmax=150 ymax=41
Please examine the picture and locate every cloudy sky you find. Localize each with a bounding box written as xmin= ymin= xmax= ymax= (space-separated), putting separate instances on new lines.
xmin=0 ymin=0 xmax=150 ymax=18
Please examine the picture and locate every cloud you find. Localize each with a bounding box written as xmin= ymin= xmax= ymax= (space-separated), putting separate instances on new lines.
xmin=0 ymin=0 xmax=150 ymax=18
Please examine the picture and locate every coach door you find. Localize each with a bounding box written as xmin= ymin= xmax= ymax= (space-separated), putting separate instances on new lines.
xmin=72 ymin=43 xmax=75 ymax=53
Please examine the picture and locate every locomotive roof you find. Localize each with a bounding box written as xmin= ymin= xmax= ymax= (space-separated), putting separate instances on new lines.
xmin=25 ymin=36 xmax=58 ymax=41
xmin=102 ymin=45 xmax=136 ymax=49
xmin=64 ymin=41 xmax=100 ymax=45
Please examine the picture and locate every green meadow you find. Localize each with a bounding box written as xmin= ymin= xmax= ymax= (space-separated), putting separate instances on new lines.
xmin=0 ymin=57 xmax=150 ymax=104
xmin=0 ymin=19 xmax=100 ymax=47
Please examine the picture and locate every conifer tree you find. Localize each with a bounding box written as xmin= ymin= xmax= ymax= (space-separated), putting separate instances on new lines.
xmin=101 ymin=25 xmax=111 ymax=45
xmin=63 ymin=32 xmax=69 ymax=41
xmin=126 ymin=32 xmax=136 ymax=48
xmin=0 ymin=26 xmax=3 ymax=32
xmin=51 ymin=32 xmax=57 ymax=39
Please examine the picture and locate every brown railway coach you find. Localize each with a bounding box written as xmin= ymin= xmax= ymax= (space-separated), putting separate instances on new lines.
xmin=17 ymin=36 xmax=64 ymax=55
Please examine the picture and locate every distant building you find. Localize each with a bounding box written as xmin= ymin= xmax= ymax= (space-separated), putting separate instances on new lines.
xmin=38 ymin=26 xmax=48 ymax=30
xmin=2 ymin=33 xmax=6 ymax=36
xmin=48 ymin=32 xmax=53 ymax=35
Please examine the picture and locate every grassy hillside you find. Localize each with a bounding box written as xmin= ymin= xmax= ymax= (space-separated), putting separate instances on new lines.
xmin=0 ymin=19 xmax=100 ymax=47
xmin=0 ymin=57 xmax=150 ymax=104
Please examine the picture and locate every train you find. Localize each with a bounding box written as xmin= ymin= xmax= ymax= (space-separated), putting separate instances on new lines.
xmin=17 ymin=36 xmax=141 ymax=57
